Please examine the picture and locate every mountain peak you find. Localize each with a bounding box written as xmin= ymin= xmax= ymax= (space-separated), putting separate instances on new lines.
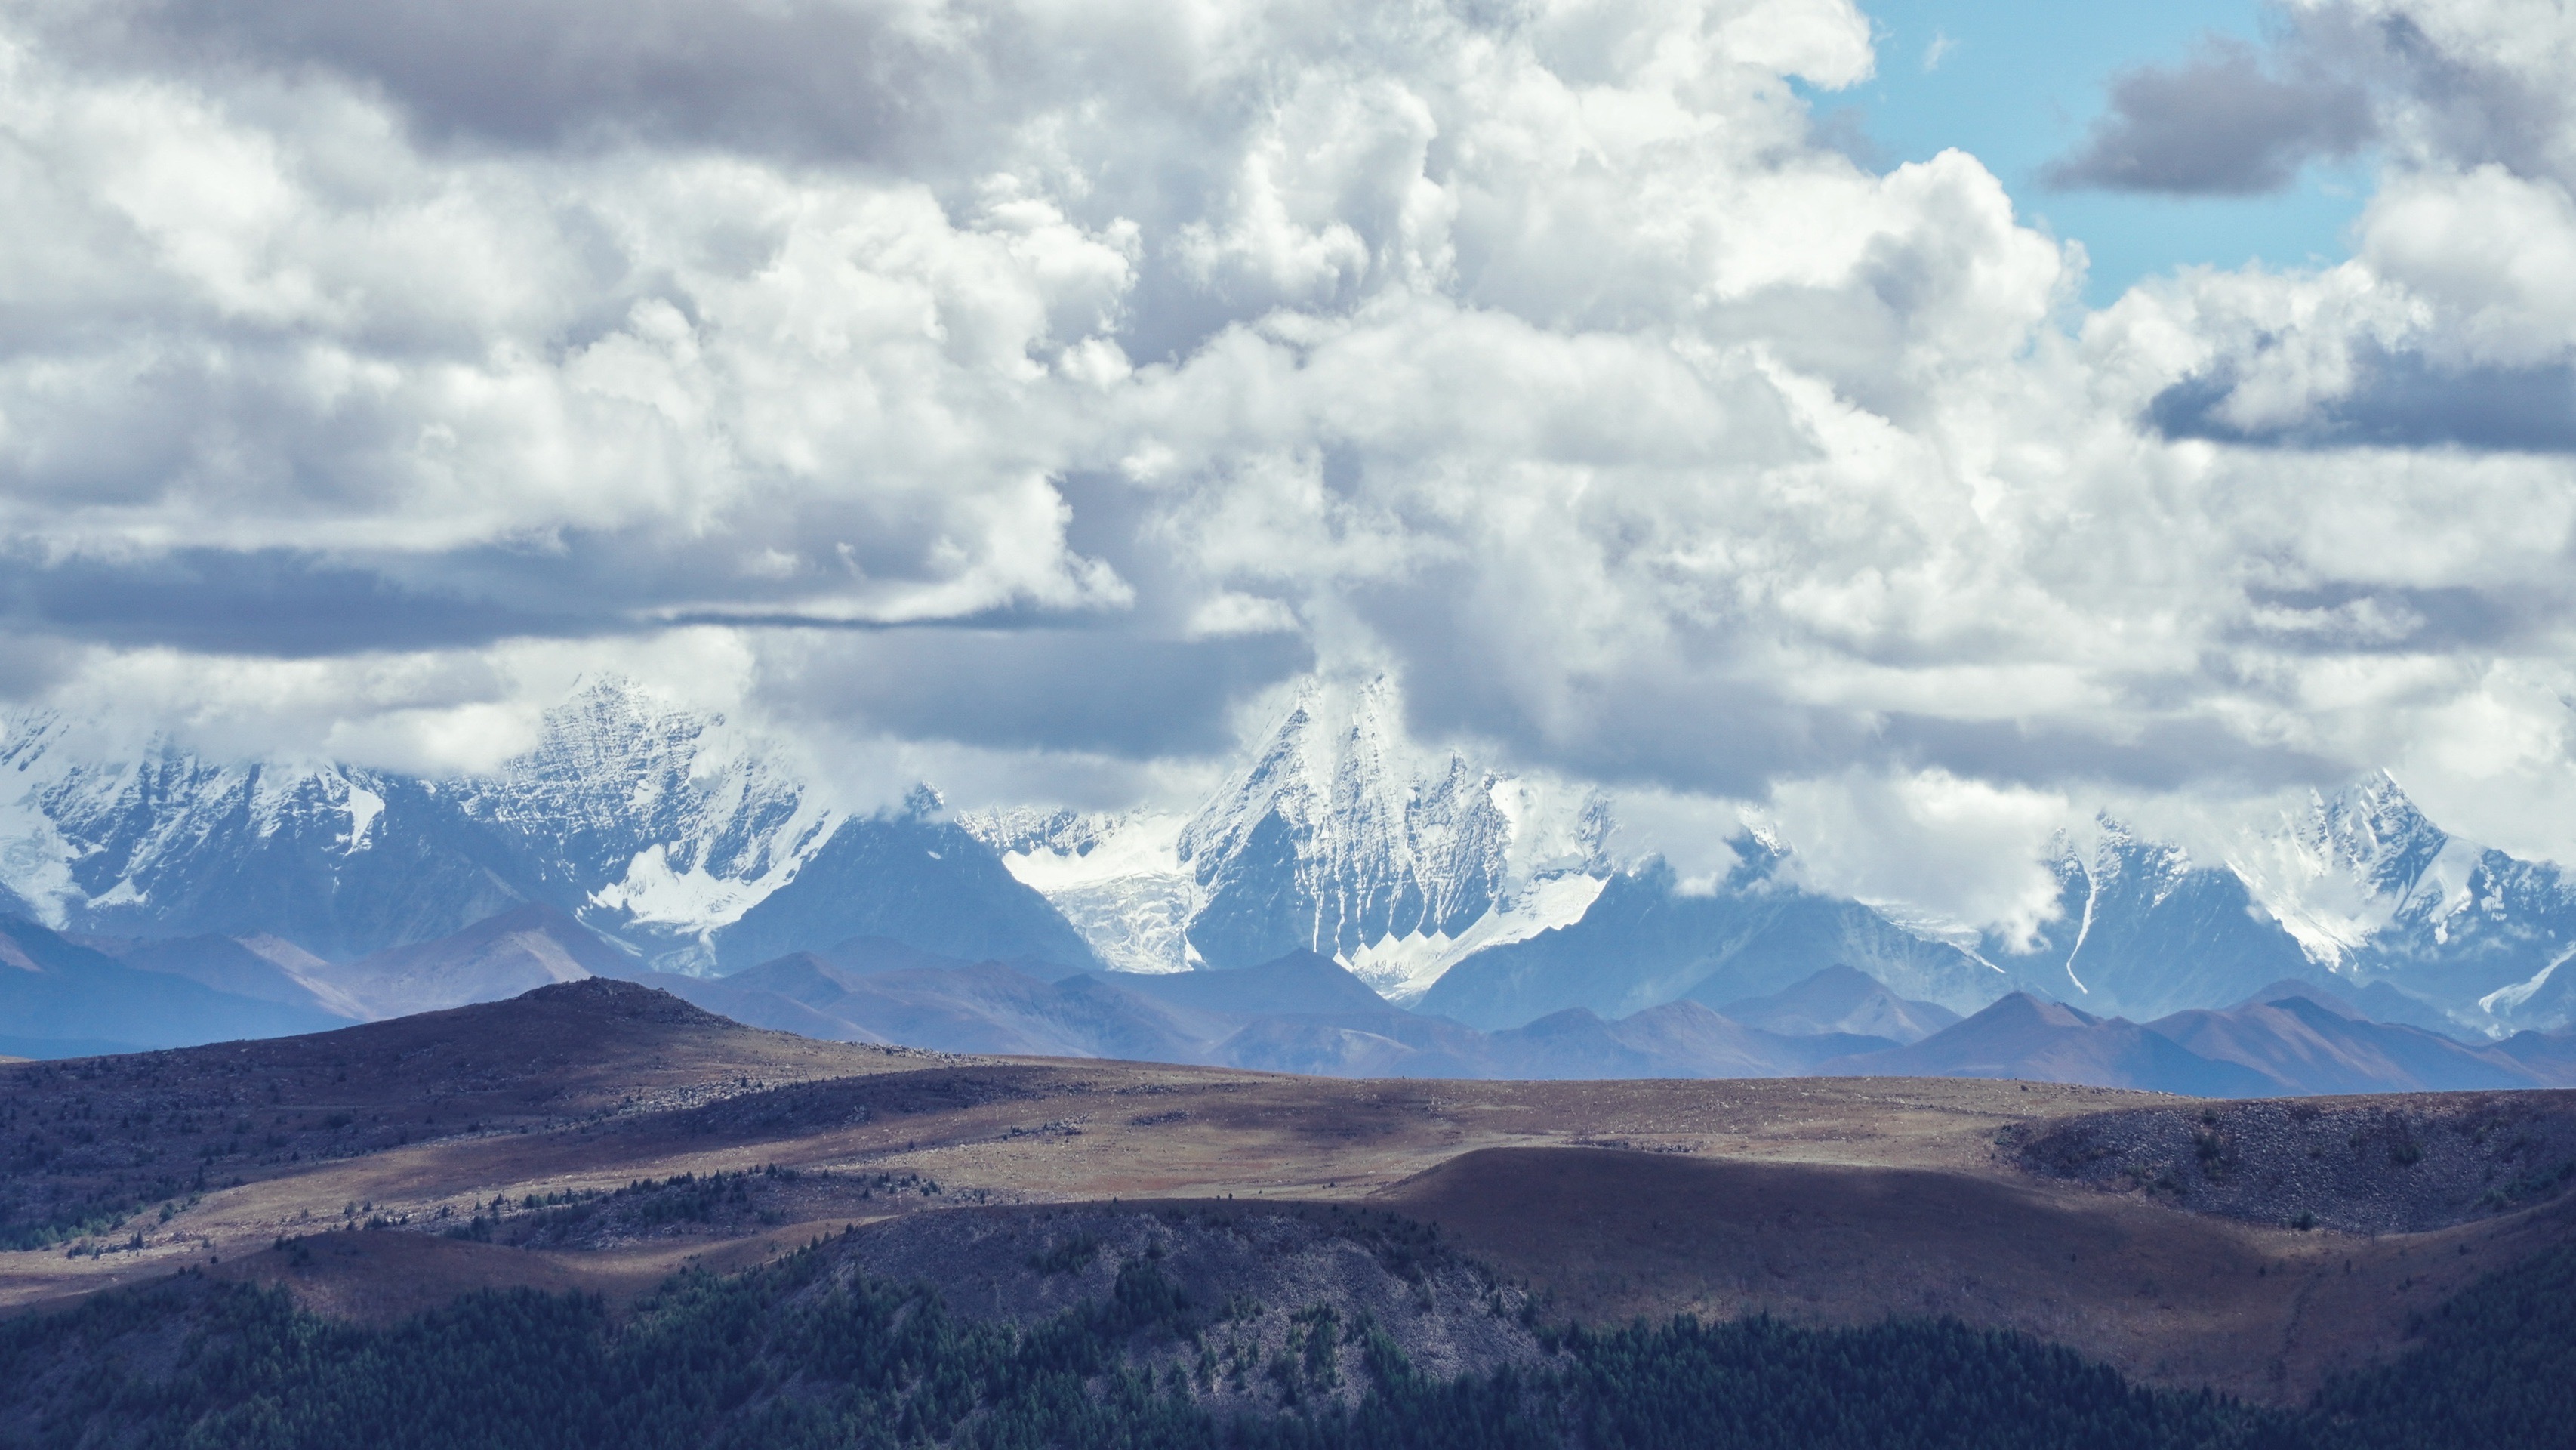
xmin=2313 ymin=771 xmax=2448 ymax=881
xmin=2234 ymin=976 xmax=2365 ymax=1019
xmin=1980 ymin=991 xmax=2098 ymax=1029
xmin=1718 ymin=964 xmax=1961 ymax=1044
xmin=2219 ymin=770 xmax=2471 ymax=972
xmin=1171 ymin=678 xmax=1514 ymax=973
xmin=312 ymin=902 xmax=639 ymax=1019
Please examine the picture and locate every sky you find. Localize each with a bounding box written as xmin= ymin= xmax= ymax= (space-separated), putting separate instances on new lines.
xmin=1809 ymin=0 xmax=2376 ymax=303
xmin=3 ymin=0 xmax=2576 ymax=937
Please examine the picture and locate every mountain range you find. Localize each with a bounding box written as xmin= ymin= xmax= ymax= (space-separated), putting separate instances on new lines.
xmin=965 ymin=681 xmax=2576 ymax=1041
xmin=645 ymin=941 xmax=2576 ymax=1096
xmin=11 ymin=675 xmax=2576 ymax=1078
xmin=0 ymin=683 xmax=1093 ymax=976
xmin=16 ymin=866 xmax=2576 ymax=1096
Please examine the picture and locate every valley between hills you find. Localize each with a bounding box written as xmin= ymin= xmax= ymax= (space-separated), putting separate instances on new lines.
xmin=7 ymin=976 xmax=2575 ymax=1440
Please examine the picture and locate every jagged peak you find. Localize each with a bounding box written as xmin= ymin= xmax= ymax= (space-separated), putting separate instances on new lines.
xmin=957 ymin=804 xmax=1094 ymax=855
xmin=1182 ymin=673 xmax=1418 ymax=861
xmin=556 ymin=670 xmax=706 ymax=717
xmin=513 ymin=674 xmax=716 ymax=764
xmin=2309 ymin=769 xmax=2448 ymax=861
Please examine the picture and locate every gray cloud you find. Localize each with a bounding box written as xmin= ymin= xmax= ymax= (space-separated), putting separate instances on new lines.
xmin=1872 ymin=713 xmax=2345 ymax=794
xmin=2043 ymin=37 xmax=2375 ymax=195
xmin=757 ymin=627 xmax=1311 ymax=760
xmin=2333 ymin=11 xmax=2574 ymax=187
xmin=56 ymin=0 xmax=989 ymax=162
xmin=2150 ymin=350 xmax=2576 ymax=452
xmin=1379 ymin=556 xmax=2358 ymax=801
xmin=0 ymin=548 xmax=577 ymax=656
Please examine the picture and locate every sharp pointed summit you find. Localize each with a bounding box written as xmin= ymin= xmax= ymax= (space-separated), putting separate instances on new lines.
xmin=966 ymin=674 xmax=1611 ymax=998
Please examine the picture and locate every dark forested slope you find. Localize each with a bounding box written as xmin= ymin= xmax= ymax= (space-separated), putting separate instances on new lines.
xmin=5 ymin=1225 xmax=2573 ymax=1450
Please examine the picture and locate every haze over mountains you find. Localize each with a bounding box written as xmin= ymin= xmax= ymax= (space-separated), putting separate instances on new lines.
xmin=11 ymin=675 xmax=2576 ymax=1095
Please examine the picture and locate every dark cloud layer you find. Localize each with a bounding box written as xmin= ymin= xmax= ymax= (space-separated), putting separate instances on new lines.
xmin=0 ymin=548 xmax=575 ymax=656
xmin=60 ymin=0 xmax=984 ymax=162
xmin=761 ymin=628 xmax=1312 ymax=759
xmin=2151 ymin=352 xmax=2576 ymax=452
xmin=0 ymin=532 xmax=1084 ymax=659
xmin=2043 ymin=37 xmax=2374 ymax=195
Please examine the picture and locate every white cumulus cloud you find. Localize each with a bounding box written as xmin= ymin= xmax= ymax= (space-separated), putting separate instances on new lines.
xmin=0 ymin=0 xmax=2574 ymax=936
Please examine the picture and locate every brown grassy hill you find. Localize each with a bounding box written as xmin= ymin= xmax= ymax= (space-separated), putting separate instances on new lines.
xmin=0 ymin=978 xmax=2144 ymax=1314
xmin=8 ymin=980 xmax=2576 ymax=1409
xmin=0 ymin=980 xmax=941 ymax=1259
xmin=1374 ymin=1143 xmax=2576 ymax=1402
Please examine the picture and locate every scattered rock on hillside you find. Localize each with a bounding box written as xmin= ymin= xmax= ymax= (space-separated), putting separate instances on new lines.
xmin=821 ymin=1202 xmax=1555 ymax=1411
xmin=2010 ymin=1092 xmax=2576 ymax=1233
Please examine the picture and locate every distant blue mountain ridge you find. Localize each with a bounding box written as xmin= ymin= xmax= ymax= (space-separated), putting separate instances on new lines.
xmin=6 ymin=682 xmax=2576 ymax=1081
xmin=16 ymin=899 xmax=2571 ymax=1099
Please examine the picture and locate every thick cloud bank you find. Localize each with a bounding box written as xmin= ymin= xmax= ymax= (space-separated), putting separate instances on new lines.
xmin=2 ymin=0 xmax=2575 ymax=933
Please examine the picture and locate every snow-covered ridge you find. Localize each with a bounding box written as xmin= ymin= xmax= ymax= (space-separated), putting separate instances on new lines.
xmin=2008 ymin=776 xmax=2576 ymax=1034
xmin=2223 ymin=771 xmax=2479 ymax=967
xmin=1338 ymin=870 xmax=1610 ymax=998
xmin=964 ymin=675 xmax=1615 ymax=999
xmin=461 ymin=677 xmax=843 ymax=950
xmin=0 ymin=711 xmax=405 ymax=928
xmin=959 ymin=808 xmax=1202 ymax=975
xmin=0 ymin=677 xmax=844 ymax=966
xmin=12 ymin=672 xmax=2576 ymax=1032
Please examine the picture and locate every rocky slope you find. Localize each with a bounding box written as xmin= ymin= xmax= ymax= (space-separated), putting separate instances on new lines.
xmin=2012 ymin=1091 xmax=2576 ymax=1234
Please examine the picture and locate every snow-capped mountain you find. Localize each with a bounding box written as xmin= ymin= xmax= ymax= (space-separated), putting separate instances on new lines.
xmin=963 ymin=677 xmax=1612 ymax=999
xmin=1418 ymin=845 xmax=2007 ymax=1027
xmin=1953 ymin=775 xmax=2576 ymax=1035
xmin=0 ymin=716 xmax=528 ymax=961
xmin=456 ymin=679 xmax=844 ymax=969
xmin=0 ymin=680 xmax=1091 ymax=976
xmin=711 ymin=787 xmax=1099 ymax=972
xmin=2226 ymin=773 xmax=2473 ymax=967
xmin=2228 ymin=774 xmax=2576 ymax=1035
xmin=14 ymin=669 xmax=2576 ymax=1042
xmin=1977 ymin=826 xmax=2313 ymax=1024
xmin=967 ymin=677 xmax=2025 ymax=1017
